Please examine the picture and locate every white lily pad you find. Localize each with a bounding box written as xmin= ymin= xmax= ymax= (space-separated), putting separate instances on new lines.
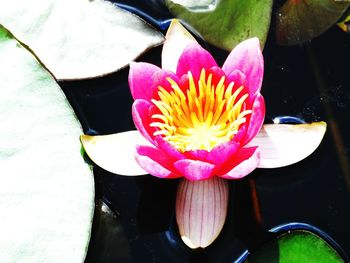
xmin=249 ymin=122 xmax=327 ymax=168
xmin=80 ymin=131 xmax=150 ymax=176
xmin=0 ymin=0 xmax=164 ymax=80
xmin=0 ymin=26 xmax=94 ymax=262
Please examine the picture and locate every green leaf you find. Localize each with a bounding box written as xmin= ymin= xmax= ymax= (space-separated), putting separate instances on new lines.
xmin=0 ymin=0 xmax=164 ymax=80
xmin=337 ymin=10 xmax=350 ymax=33
xmin=246 ymin=230 xmax=344 ymax=263
xmin=0 ymin=25 xmax=94 ymax=262
xmin=276 ymin=0 xmax=349 ymax=45
xmin=165 ymin=0 xmax=273 ymax=51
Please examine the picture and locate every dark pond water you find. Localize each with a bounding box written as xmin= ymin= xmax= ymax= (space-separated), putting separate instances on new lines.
xmin=60 ymin=1 xmax=350 ymax=262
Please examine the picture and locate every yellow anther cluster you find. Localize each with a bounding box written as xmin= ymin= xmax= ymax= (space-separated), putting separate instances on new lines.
xmin=150 ymin=69 xmax=251 ymax=152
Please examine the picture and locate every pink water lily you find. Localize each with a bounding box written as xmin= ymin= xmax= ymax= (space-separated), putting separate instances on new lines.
xmin=130 ymin=37 xmax=265 ymax=181
xmin=80 ymin=20 xmax=326 ymax=249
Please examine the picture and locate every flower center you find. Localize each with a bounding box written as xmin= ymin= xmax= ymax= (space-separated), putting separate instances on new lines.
xmin=150 ymin=69 xmax=251 ymax=152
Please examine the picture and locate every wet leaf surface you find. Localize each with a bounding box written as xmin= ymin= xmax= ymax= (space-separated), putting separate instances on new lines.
xmin=276 ymin=0 xmax=349 ymax=45
xmin=0 ymin=0 xmax=164 ymax=80
xmin=0 ymin=26 xmax=94 ymax=262
xmin=247 ymin=230 xmax=343 ymax=262
xmin=165 ymin=0 xmax=273 ymax=50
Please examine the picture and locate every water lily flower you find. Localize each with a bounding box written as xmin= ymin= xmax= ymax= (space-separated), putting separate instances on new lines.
xmin=130 ymin=35 xmax=264 ymax=182
xmin=80 ymin=20 xmax=327 ymax=249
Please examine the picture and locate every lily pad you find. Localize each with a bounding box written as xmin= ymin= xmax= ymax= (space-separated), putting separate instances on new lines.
xmin=246 ymin=230 xmax=344 ymax=262
xmin=0 ymin=25 xmax=94 ymax=262
xmin=276 ymin=0 xmax=349 ymax=45
xmin=0 ymin=0 xmax=164 ymax=80
xmin=165 ymin=0 xmax=273 ymax=51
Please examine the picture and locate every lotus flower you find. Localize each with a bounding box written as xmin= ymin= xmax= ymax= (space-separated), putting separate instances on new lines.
xmin=80 ymin=20 xmax=327 ymax=249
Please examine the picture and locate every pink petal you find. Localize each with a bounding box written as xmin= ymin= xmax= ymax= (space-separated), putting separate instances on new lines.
xmin=242 ymin=94 xmax=266 ymax=145
xmin=135 ymin=145 xmax=180 ymax=179
xmin=206 ymin=141 xmax=240 ymax=167
xmin=222 ymin=38 xmax=264 ymax=96
xmin=184 ymin=150 xmax=209 ymax=162
xmin=217 ymin=146 xmax=260 ymax=178
xmin=132 ymin=99 xmax=155 ymax=143
xmin=227 ymin=69 xmax=247 ymax=88
xmin=154 ymin=136 xmax=185 ymax=160
xmin=174 ymin=159 xmax=215 ymax=181
xmin=150 ymin=70 xmax=179 ymax=100
xmin=129 ymin=62 xmax=160 ymax=101
xmin=176 ymin=43 xmax=217 ymax=80
xmin=176 ymin=177 xmax=229 ymax=248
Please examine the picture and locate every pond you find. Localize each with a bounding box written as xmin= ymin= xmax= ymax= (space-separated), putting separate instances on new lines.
xmin=60 ymin=1 xmax=350 ymax=262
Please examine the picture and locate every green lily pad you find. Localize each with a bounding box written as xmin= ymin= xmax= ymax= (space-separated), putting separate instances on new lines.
xmin=0 ymin=25 xmax=94 ymax=262
xmin=165 ymin=0 xmax=273 ymax=51
xmin=337 ymin=11 xmax=350 ymax=33
xmin=276 ymin=0 xmax=349 ymax=45
xmin=0 ymin=0 xmax=164 ymax=80
xmin=246 ymin=230 xmax=344 ymax=263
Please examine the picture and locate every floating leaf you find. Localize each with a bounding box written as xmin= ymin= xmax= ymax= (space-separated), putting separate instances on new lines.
xmin=0 ymin=0 xmax=164 ymax=80
xmin=81 ymin=131 xmax=150 ymax=176
xmin=165 ymin=0 xmax=273 ymax=51
xmin=248 ymin=122 xmax=327 ymax=168
xmin=276 ymin=0 xmax=349 ymax=45
xmin=246 ymin=230 xmax=344 ymax=262
xmin=337 ymin=11 xmax=350 ymax=33
xmin=0 ymin=26 xmax=94 ymax=262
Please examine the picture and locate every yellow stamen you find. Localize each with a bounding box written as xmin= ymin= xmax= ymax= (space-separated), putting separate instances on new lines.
xmin=150 ymin=69 xmax=252 ymax=152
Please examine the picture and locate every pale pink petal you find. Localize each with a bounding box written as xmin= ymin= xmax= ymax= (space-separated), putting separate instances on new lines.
xmin=248 ymin=122 xmax=327 ymax=168
xmin=217 ymin=146 xmax=259 ymax=178
xmin=219 ymin=147 xmax=260 ymax=179
xmin=177 ymin=43 xmax=217 ymax=80
xmin=206 ymin=141 xmax=240 ymax=167
xmin=242 ymin=94 xmax=265 ymax=145
xmin=176 ymin=177 xmax=229 ymax=248
xmin=227 ymin=69 xmax=247 ymax=89
xmin=174 ymin=159 xmax=215 ymax=181
xmin=222 ymin=38 xmax=264 ymax=95
xmin=132 ymin=99 xmax=155 ymax=143
xmin=135 ymin=145 xmax=181 ymax=179
xmin=129 ymin=62 xmax=160 ymax=101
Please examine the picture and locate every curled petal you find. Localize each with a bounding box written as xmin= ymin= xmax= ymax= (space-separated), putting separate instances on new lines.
xmin=129 ymin=62 xmax=160 ymax=101
xmin=176 ymin=177 xmax=229 ymax=249
xmin=132 ymin=99 xmax=155 ymax=143
xmin=249 ymin=122 xmax=327 ymax=168
xmin=222 ymin=37 xmax=264 ymax=96
xmin=177 ymin=42 xmax=217 ymax=80
xmin=135 ymin=145 xmax=180 ymax=178
xmin=174 ymin=159 xmax=215 ymax=181
xmin=217 ymin=147 xmax=260 ymax=179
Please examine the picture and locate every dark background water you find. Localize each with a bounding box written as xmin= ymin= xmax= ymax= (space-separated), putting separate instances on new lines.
xmin=60 ymin=1 xmax=350 ymax=262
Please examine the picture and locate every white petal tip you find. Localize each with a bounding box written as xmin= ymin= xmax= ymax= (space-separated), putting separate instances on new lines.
xmin=80 ymin=131 xmax=150 ymax=176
